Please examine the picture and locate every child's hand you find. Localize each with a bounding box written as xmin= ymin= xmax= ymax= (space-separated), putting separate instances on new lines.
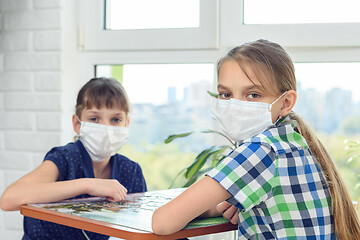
xmin=216 ymin=201 xmax=239 ymax=224
xmin=87 ymin=179 xmax=127 ymax=202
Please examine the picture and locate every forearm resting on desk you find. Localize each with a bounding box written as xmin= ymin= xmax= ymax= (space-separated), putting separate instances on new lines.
xmin=0 ymin=178 xmax=90 ymax=211
xmin=152 ymin=176 xmax=230 ymax=235
xmin=1 ymin=161 xmax=128 ymax=211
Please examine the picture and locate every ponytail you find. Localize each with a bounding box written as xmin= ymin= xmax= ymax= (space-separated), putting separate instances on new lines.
xmin=289 ymin=111 xmax=360 ymax=240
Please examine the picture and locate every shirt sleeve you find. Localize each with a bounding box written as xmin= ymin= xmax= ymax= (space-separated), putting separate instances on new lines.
xmin=43 ymin=147 xmax=68 ymax=181
xmin=128 ymin=162 xmax=147 ymax=193
xmin=206 ymin=142 xmax=277 ymax=212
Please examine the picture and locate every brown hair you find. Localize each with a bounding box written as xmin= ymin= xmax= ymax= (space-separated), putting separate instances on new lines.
xmin=218 ymin=39 xmax=360 ymax=240
xmin=75 ymin=77 xmax=130 ymax=118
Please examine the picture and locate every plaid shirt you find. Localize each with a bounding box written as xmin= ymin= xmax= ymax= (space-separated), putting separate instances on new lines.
xmin=207 ymin=117 xmax=335 ymax=239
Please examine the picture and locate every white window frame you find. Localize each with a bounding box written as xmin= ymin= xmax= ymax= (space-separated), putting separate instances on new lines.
xmin=77 ymin=0 xmax=360 ymax=84
xmin=221 ymin=0 xmax=360 ymax=48
xmin=79 ymin=0 xmax=219 ymax=51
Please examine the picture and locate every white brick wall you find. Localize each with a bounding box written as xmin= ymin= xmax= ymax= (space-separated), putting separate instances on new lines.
xmin=0 ymin=32 xmax=29 ymax=51
xmin=34 ymin=0 xmax=62 ymax=9
xmin=0 ymin=73 xmax=32 ymax=91
xmin=4 ymin=53 xmax=61 ymax=70
xmin=0 ymin=54 xmax=3 ymax=71
xmin=0 ymin=152 xmax=33 ymax=170
xmin=0 ymin=0 xmax=32 ymax=11
xmin=0 ymin=0 xmax=64 ymax=238
xmin=3 ymin=10 xmax=60 ymax=30
xmin=36 ymin=113 xmax=62 ymax=131
xmin=34 ymin=31 xmax=61 ymax=51
xmin=34 ymin=72 xmax=61 ymax=91
xmin=0 ymin=112 xmax=34 ymax=130
xmin=5 ymin=93 xmax=61 ymax=110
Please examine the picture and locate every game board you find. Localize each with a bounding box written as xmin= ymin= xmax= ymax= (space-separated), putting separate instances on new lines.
xmin=29 ymin=188 xmax=229 ymax=233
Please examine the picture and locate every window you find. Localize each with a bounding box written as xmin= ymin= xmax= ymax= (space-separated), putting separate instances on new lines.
xmin=244 ymin=0 xmax=360 ymax=24
xmin=294 ymin=62 xmax=360 ymax=201
xmin=96 ymin=64 xmax=215 ymax=190
xmin=221 ymin=0 xmax=360 ymax=47
xmin=105 ymin=0 xmax=199 ymax=30
xmin=294 ymin=62 xmax=360 ymax=134
xmin=79 ymin=0 xmax=218 ymax=50
xmin=79 ymin=1 xmax=360 ymax=199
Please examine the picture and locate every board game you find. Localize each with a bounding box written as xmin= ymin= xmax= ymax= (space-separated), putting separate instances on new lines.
xmin=29 ymin=188 xmax=230 ymax=233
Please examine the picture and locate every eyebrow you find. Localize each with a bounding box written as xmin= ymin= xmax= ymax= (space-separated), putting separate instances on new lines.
xmin=217 ymin=84 xmax=231 ymax=91
xmin=217 ymin=84 xmax=264 ymax=92
xmin=84 ymin=110 xmax=100 ymax=114
xmin=113 ymin=113 xmax=125 ymax=117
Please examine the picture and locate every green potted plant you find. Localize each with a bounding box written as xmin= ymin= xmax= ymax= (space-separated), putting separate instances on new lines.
xmin=164 ymin=91 xmax=237 ymax=188
xmin=164 ymin=129 xmax=236 ymax=188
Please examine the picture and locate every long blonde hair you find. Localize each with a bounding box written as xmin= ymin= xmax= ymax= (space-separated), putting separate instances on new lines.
xmin=218 ymin=39 xmax=360 ymax=240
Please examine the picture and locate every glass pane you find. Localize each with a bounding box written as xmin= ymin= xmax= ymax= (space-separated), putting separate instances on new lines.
xmin=294 ymin=62 xmax=360 ymax=133
xmin=105 ymin=0 xmax=200 ymax=30
xmin=294 ymin=62 xmax=360 ymax=201
xmin=96 ymin=64 xmax=215 ymax=190
xmin=244 ymin=0 xmax=360 ymax=24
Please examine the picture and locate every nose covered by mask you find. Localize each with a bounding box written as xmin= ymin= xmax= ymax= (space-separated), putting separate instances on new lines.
xmin=212 ymin=92 xmax=286 ymax=143
xmin=78 ymin=120 xmax=129 ymax=162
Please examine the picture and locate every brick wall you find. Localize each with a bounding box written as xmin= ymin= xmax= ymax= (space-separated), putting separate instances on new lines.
xmin=0 ymin=0 xmax=64 ymax=238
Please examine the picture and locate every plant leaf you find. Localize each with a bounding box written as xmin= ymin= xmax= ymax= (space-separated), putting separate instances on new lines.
xmin=207 ymin=90 xmax=218 ymax=98
xmin=185 ymin=145 xmax=228 ymax=180
xmin=183 ymin=177 xmax=197 ymax=187
xmin=183 ymin=168 xmax=213 ymax=187
xmin=164 ymin=129 xmax=236 ymax=148
xmin=212 ymin=155 xmax=227 ymax=168
xmin=164 ymin=131 xmax=195 ymax=144
xmin=168 ymin=168 xmax=187 ymax=189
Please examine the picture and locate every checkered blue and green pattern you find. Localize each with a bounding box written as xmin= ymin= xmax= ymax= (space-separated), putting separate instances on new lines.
xmin=207 ymin=117 xmax=335 ymax=239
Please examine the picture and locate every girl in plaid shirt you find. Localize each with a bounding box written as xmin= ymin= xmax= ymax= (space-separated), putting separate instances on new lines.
xmin=152 ymin=40 xmax=360 ymax=239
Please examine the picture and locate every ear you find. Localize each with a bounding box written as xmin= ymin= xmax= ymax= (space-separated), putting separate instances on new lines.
xmin=72 ymin=114 xmax=81 ymax=135
xmin=126 ymin=117 xmax=130 ymax=127
xmin=279 ymin=90 xmax=297 ymax=117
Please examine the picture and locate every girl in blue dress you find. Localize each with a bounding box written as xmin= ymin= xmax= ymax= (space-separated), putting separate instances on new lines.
xmin=0 ymin=77 xmax=147 ymax=240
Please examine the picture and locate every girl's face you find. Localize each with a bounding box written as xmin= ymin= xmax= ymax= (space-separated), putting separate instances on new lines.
xmin=217 ymin=59 xmax=293 ymax=123
xmin=72 ymin=106 xmax=129 ymax=134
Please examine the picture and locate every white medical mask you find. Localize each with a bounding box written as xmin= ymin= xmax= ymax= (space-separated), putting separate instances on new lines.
xmin=78 ymin=121 xmax=129 ymax=162
xmin=212 ymin=92 xmax=287 ymax=143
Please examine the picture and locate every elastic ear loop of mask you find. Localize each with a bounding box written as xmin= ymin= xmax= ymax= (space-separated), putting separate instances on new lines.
xmin=268 ymin=91 xmax=288 ymax=112
xmin=269 ymin=91 xmax=288 ymax=125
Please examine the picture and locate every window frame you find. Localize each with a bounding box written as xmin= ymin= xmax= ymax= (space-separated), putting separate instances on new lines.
xmin=221 ymin=0 xmax=360 ymax=48
xmin=79 ymin=0 xmax=219 ymax=51
xmin=77 ymin=0 xmax=360 ymax=92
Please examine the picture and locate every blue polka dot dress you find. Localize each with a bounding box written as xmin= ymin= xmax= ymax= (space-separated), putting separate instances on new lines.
xmin=22 ymin=140 xmax=147 ymax=240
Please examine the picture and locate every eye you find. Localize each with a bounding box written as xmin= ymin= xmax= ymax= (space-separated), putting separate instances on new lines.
xmin=248 ymin=93 xmax=260 ymax=99
xmin=111 ymin=118 xmax=122 ymax=124
xmin=219 ymin=92 xmax=232 ymax=99
xmin=89 ymin=117 xmax=99 ymax=122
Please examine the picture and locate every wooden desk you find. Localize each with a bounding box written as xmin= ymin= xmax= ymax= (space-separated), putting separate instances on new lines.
xmin=20 ymin=189 xmax=237 ymax=240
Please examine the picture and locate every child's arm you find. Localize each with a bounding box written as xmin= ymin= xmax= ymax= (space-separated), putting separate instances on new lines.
xmin=0 ymin=160 xmax=127 ymax=211
xmin=152 ymin=176 xmax=231 ymax=235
